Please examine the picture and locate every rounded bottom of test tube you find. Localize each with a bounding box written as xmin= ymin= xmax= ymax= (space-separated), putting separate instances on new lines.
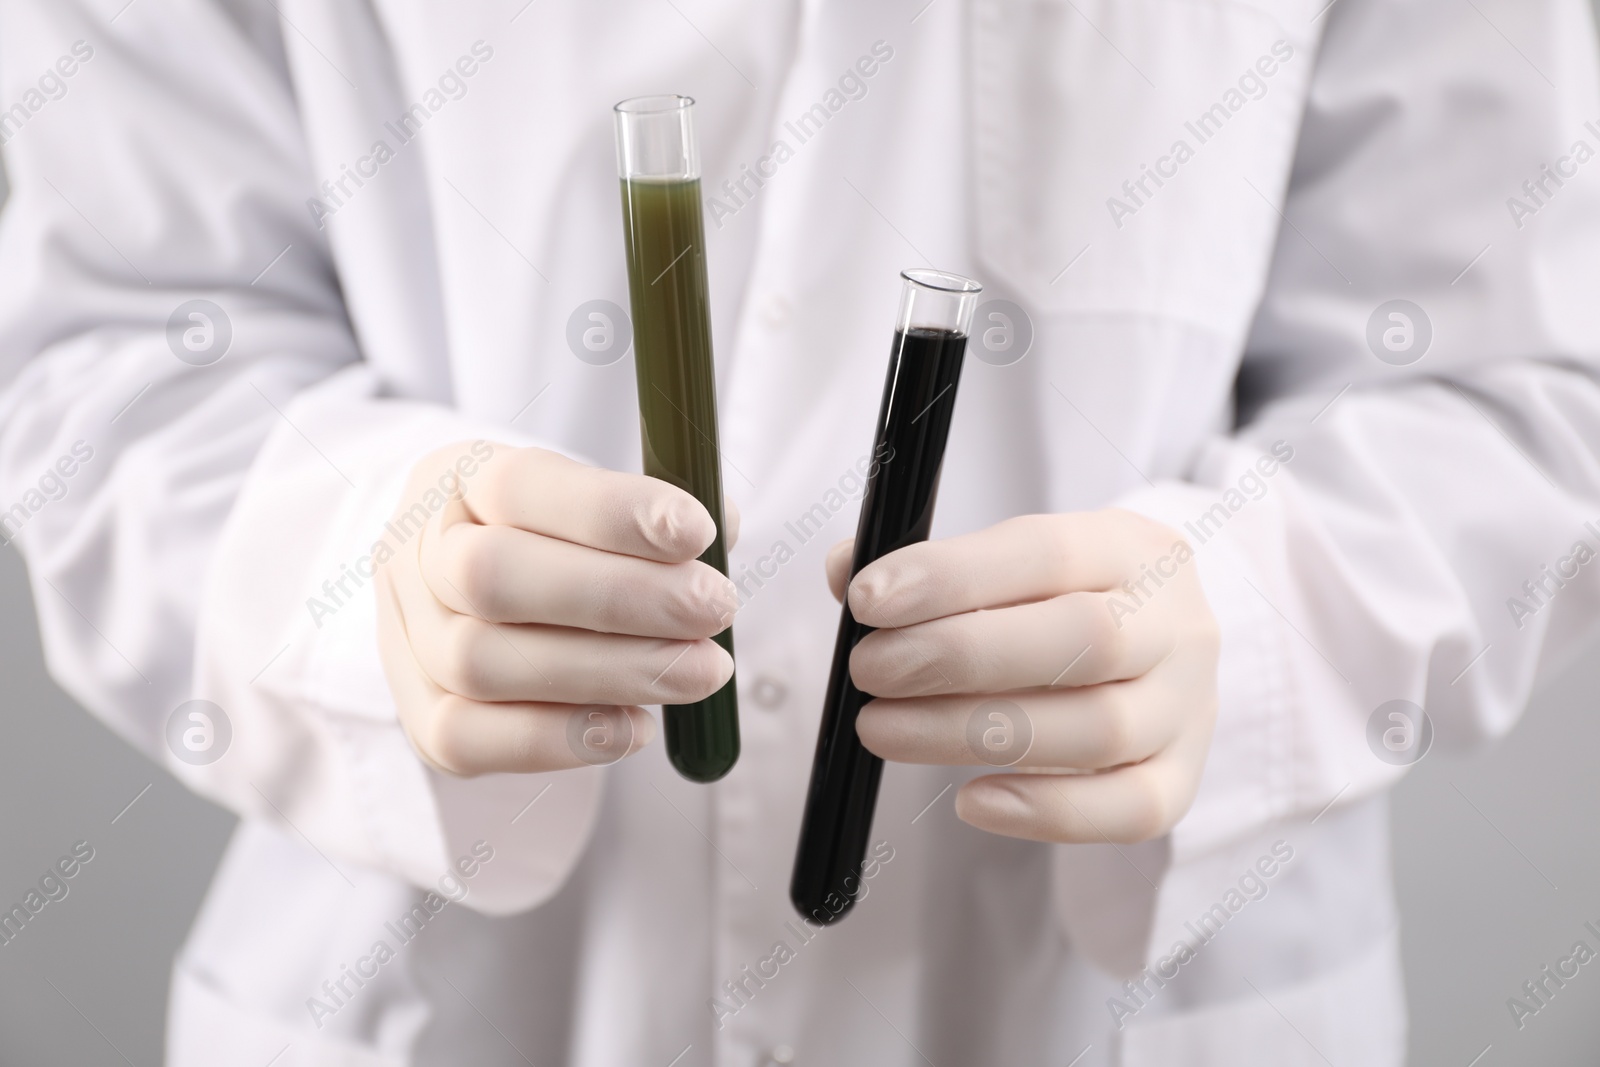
xmin=789 ymin=878 xmax=861 ymax=925
xmin=663 ymin=690 xmax=741 ymax=783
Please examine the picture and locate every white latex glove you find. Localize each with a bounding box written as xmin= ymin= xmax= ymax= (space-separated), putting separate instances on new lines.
xmin=827 ymin=510 xmax=1219 ymax=844
xmin=376 ymin=442 xmax=740 ymax=775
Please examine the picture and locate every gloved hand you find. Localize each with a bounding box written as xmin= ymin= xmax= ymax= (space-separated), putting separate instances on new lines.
xmin=827 ymin=510 xmax=1219 ymax=844
xmin=376 ymin=442 xmax=739 ymax=775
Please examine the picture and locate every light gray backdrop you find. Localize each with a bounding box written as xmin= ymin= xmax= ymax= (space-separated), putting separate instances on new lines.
xmin=3 ymin=37 xmax=1600 ymax=1067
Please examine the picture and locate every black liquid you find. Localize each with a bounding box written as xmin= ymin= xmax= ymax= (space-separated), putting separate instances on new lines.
xmin=790 ymin=326 xmax=969 ymax=924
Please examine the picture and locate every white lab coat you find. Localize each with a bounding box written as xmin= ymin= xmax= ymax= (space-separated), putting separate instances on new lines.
xmin=3 ymin=0 xmax=1600 ymax=1063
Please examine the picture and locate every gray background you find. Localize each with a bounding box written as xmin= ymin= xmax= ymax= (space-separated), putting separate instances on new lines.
xmin=4 ymin=38 xmax=1600 ymax=1067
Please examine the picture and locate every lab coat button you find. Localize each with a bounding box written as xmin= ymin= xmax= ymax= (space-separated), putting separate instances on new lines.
xmin=751 ymin=674 xmax=788 ymax=709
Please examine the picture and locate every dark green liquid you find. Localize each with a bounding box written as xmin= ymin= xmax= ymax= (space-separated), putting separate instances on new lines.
xmin=618 ymin=176 xmax=739 ymax=782
xmin=791 ymin=326 xmax=969 ymax=923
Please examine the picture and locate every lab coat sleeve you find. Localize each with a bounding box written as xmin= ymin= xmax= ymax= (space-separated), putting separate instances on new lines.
xmin=0 ymin=0 xmax=599 ymax=914
xmin=1054 ymin=0 xmax=1600 ymax=971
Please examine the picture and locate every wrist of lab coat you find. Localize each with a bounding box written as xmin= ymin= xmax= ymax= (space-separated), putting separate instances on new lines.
xmin=1051 ymin=437 xmax=1298 ymax=975
xmin=190 ymin=365 xmax=603 ymax=915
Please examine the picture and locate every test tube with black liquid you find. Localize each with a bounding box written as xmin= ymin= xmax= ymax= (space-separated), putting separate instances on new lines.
xmin=791 ymin=268 xmax=982 ymax=923
xmin=613 ymin=95 xmax=740 ymax=782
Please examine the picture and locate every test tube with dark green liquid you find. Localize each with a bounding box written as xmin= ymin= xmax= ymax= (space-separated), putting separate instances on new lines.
xmin=614 ymin=95 xmax=739 ymax=782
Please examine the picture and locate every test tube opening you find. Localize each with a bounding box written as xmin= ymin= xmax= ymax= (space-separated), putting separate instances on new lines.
xmin=897 ymin=268 xmax=983 ymax=336
xmin=614 ymin=95 xmax=700 ymax=180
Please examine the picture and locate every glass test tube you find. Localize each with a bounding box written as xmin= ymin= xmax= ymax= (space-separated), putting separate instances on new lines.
xmin=791 ymin=269 xmax=982 ymax=923
xmin=614 ymin=95 xmax=740 ymax=783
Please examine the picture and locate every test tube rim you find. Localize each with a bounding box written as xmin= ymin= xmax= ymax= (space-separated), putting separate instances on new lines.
xmin=614 ymin=93 xmax=696 ymax=115
xmin=900 ymin=268 xmax=983 ymax=294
